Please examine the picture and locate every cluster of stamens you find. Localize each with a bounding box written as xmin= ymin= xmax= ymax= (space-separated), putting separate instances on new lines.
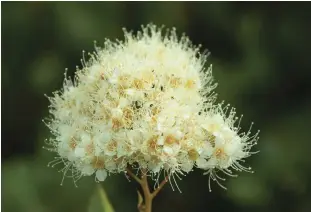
xmin=44 ymin=24 xmax=259 ymax=190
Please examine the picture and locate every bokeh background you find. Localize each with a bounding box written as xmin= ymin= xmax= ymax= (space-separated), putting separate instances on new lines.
xmin=2 ymin=2 xmax=311 ymax=212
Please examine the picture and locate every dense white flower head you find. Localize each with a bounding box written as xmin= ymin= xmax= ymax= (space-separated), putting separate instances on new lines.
xmin=44 ymin=24 xmax=258 ymax=190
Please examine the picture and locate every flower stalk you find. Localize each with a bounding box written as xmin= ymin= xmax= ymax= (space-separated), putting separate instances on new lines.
xmin=44 ymin=23 xmax=259 ymax=211
xmin=127 ymin=168 xmax=168 ymax=212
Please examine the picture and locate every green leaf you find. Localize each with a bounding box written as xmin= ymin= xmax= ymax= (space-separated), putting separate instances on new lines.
xmin=88 ymin=184 xmax=115 ymax=212
xmin=2 ymin=159 xmax=52 ymax=212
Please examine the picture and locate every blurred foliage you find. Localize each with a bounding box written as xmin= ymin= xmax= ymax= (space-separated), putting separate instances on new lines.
xmin=2 ymin=2 xmax=311 ymax=212
xmin=88 ymin=185 xmax=114 ymax=212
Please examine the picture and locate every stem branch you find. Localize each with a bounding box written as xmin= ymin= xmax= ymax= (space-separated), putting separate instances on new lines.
xmin=127 ymin=167 xmax=168 ymax=212
xmin=151 ymin=176 xmax=169 ymax=198
xmin=140 ymin=170 xmax=152 ymax=212
xmin=126 ymin=167 xmax=142 ymax=184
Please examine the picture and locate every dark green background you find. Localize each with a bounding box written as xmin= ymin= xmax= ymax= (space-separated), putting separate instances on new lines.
xmin=2 ymin=2 xmax=311 ymax=212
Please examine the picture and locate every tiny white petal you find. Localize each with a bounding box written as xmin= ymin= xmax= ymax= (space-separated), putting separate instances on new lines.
xmin=75 ymin=147 xmax=85 ymax=157
xmin=125 ymin=89 xmax=135 ymax=95
xmin=157 ymin=136 xmax=164 ymax=145
xmin=196 ymin=158 xmax=209 ymax=169
xmin=163 ymin=146 xmax=173 ymax=155
xmin=96 ymin=170 xmax=108 ymax=181
xmin=82 ymin=165 xmax=95 ymax=176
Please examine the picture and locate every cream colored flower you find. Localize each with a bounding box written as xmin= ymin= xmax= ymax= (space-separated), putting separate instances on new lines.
xmin=44 ymin=24 xmax=258 ymax=190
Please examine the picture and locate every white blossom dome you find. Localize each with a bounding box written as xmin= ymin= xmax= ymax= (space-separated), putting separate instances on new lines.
xmin=44 ymin=24 xmax=258 ymax=189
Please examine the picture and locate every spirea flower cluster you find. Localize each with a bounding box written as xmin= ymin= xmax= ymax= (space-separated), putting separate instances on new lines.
xmin=44 ymin=24 xmax=258 ymax=189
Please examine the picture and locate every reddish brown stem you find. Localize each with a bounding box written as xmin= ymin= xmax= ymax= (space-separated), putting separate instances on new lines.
xmin=140 ymin=170 xmax=152 ymax=212
xmin=151 ymin=176 xmax=169 ymax=198
xmin=127 ymin=167 xmax=168 ymax=212
xmin=126 ymin=168 xmax=142 ymax=184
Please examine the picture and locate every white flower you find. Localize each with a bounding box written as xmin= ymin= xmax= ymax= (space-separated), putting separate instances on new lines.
xmin=44 ymin=24 xmax=258 ymax=190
